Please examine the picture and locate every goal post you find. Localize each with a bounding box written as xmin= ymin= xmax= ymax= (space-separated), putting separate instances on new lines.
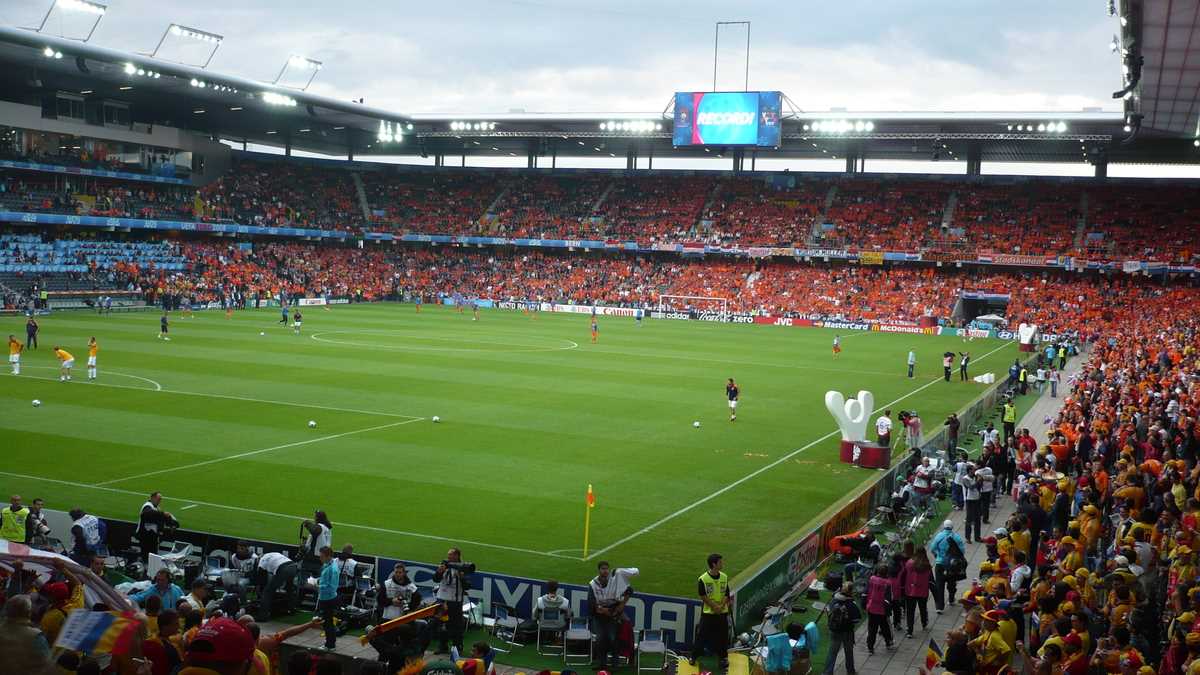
xmin=657 ymin=294 xmax=730 ymax=320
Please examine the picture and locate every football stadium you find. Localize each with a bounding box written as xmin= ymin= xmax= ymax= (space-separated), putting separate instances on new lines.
xmin=0 ymin=1 xmax=1198 ymax=674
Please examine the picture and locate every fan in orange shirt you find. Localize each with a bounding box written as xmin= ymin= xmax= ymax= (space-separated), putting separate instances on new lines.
xmin=53 ymin=346 xmax=75 ymax=382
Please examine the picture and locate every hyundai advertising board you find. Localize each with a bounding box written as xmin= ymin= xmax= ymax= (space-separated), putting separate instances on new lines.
xmin=673 ymin=91 xmax=782 ymax=147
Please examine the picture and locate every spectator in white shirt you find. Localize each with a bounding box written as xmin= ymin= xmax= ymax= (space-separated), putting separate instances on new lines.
xmin=1008 ymin=550 xmax=1031 ymax=594
xmin=534 ymin=579 xmax=571 ymax=621
xmin=182 ymin=578 xmax=211 ymax=616
xmin=876 ymin=410 xmax=893 ymax=447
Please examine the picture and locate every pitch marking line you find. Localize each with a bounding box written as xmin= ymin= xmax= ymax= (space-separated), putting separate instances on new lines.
xmin=22 ymin=366 xmax=163 ymax=391
xmin=180 ymin=504 xmax=199 ymax=511
xmin=5 ymin=374 xmax=419 ymax=420
xmin=96 ymin=417 xmax=425 ymax=487
xmin=583 ymin=340 xmax=1012 ymax=560
xmin=0 ymin=470 xmax=579 ymax=560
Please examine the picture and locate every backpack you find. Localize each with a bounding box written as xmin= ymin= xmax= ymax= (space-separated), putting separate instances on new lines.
xmin=827 ymin=599 xmax=854 ymax=633
xmin=944 ymin=535 xmax=968 ymax=580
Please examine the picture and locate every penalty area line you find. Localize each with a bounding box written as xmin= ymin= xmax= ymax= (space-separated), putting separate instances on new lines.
xmin=0 ymin=470 xmax=580 ymax=561
xmin=583 ymin=340 xmax=1012 ymax=561
xmin=95 ymin=417 xmax=425 ymax=487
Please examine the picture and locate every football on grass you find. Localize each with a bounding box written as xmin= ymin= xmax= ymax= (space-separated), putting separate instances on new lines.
xmin=432 ymin=416 xmax=441 ymax=423
xmin=693 ymin=421 xmax=701 ymax=428
xmin=32 ymin=399 xmax=41 ymax=407
xmin=308 ymin=420 xmax=317 ymax=428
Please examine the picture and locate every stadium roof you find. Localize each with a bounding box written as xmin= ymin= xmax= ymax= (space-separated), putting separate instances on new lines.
xmin=2 ymin=22 xmax=1199 ymax=167
xmin=1137 ymin=0 xmax=1200 ymax=136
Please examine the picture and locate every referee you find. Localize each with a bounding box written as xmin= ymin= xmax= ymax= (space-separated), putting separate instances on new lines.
xmin=693 ymin=553 xmax=731 ymax=670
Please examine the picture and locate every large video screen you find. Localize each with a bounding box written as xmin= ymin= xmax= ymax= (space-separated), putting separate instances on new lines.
xmin=672 ymin=91 xmax=782 ymax=147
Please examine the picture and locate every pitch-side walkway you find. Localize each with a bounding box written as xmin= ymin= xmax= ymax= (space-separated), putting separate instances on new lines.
xmin=826 ymin=353 xmax=1086 ymax=675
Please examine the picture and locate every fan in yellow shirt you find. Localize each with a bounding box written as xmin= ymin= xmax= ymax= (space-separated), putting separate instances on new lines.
xmin=86 ymin=337 xmax=98 ymax=381
xmin=53 ymin=346 xmax=75 ymax=382
xmin=7 ymin=334 xmax=20 ymax=375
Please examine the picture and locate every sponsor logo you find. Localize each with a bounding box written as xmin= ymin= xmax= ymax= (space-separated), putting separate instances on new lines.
xmin=815 ymin=320 xmax=870 ymax=331
xmin=650 ymin=310 xmax=690 ymax=321
xmin=874 ymin=323 xmax=933 ymax=335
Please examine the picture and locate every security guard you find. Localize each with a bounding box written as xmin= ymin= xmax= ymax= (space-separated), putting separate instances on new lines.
xmin=694 ymin=553 xmax=731 ymax=669
xmin=0 ymin=495 xmax=30 ymax=543
xmin=1002 ymin=400 xmax=1017 ymax=444
xmin=1018 ymin=366 xmax=1029 ymax=395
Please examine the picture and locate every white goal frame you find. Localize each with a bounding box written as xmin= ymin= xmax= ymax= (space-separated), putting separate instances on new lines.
xmin=657 ymin=294 xmax=730 ymax=320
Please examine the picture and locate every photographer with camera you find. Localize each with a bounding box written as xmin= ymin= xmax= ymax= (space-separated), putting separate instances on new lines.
xmin=589 ymin=561 xmax=638 ymax=671
xmin=136 ymin=491 xmax=179 ymax=564
xmin=433 ymin=547 xmax=476 ymax=654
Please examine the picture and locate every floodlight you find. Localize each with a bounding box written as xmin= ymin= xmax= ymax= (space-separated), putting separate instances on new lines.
xmin=1194 ymin=139 xmax=1199 ymax=147
xmin=1056 ymin=121 xmax=1067 ymax=132
xmin=37 ymin=0 xmax=107 ymax=42
xmin=853 ymin=121 xmax=865 ymax=132
xmin=274 ymin=54 xmax=323 ymax=90
xmin=655 ymin=123 xmax=662 ymax=131
xmin=1037 ymin=124 xmax=1046 ymax=132
xmin=151 ymin=23 xmax=223 ymax=68
xmin=864 ymin=121 xmax=874 ymax=131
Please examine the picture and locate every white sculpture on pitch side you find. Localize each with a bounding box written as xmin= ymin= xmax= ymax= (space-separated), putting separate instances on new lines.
xmin=825 ymin=390 xmax=874 ymax=456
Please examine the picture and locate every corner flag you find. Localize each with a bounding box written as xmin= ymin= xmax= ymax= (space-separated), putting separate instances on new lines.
xmin=583 ymin=484 xmax=595 ymax=558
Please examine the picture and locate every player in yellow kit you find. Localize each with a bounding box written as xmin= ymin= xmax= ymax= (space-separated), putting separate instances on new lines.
xmin=87 ymin=337 xmax=98 ymax=381
xmin=7 ymin=334 xmax=21 ymax=375
xmin=54 ymin=346 xmax=75 ymax=382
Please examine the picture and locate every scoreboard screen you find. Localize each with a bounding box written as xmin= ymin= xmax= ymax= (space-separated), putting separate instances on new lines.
xmin=672 ymin=91 xmax=782 ymax=148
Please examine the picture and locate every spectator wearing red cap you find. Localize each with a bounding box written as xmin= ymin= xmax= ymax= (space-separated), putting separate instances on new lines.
xmin=179 ymin=617 xmax=256 ymax=675
xmin=39 ymin=579 xmax=72 ymax=644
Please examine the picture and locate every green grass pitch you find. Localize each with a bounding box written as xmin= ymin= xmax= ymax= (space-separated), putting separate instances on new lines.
xmin=0 ymin=304 xmax=1018 ymax=597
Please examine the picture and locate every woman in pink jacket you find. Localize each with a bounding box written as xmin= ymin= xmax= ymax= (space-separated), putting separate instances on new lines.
xmin=901 ymin=549 xmax=933 ymax=637
xmin=864 ymin=564 xmax=895 ymax=653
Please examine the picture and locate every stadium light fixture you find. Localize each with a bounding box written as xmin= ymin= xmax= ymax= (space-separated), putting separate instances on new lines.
xmin=36 ymin=0 xmax=107 ymax=42
xmin=274 ymin=54 xmax=323 ymax=91
xmin=125 ymin=62 xmax=162 ymax=79
xmin=262 ymin=91 xmax=298 ymax=107
xmin=150 ymin=23 xmax=223 ymax=68
xmin=377 ymin=120 xmax=403 ymax=144
xmin=43 ymin=46 xmax=63 ymax=59
xmin=1194 ymin=139 xmax=1199 ymax=147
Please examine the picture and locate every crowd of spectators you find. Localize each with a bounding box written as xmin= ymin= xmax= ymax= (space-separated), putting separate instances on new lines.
xmin=0 ymin=171 xmax=196 ymax=221
xmin=198 ymin=159 xmax=363 ymax=232
xmin=904 ymin=309 xmax=1200 ymax=675
xmin=818 ymin=179 xmax=951 ymax=252
xmin=5 ymin=231 xmax=1198 ymax=341
xmin=4 ymin=157 xmax=1200 ymax=262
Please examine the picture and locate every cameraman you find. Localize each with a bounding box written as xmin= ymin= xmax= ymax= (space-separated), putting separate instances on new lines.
xmin=433 ymin=547 xmax=476 ymax=654
xmin=944 ymin=414 xmax=960 ymax=453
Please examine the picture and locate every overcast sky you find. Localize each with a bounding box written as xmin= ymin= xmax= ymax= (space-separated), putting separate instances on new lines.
xmin=4 ymin=0 xmax=1124 ymax=114
xmin=12 ymin=0 xmax=1193 ymax=176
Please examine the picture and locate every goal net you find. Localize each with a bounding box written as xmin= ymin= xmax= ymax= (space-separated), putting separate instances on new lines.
xmin=657 ymin=294 xmax=730 ymax=320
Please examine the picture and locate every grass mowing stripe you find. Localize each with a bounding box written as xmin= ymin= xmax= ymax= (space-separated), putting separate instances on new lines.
xmin=6 ymin=374 xmax=420 ymax=419
xmin=0 ymin=470 xmax=579 ymax=560
xmin=584 ymin=339 xmax=1012 ymax=560
xmin=96 ymin=417 xmax=425 ymax=487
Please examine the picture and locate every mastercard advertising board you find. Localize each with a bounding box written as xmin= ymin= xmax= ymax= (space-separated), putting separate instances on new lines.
xmin=672 ymin=91 xmax=783 ymax=147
